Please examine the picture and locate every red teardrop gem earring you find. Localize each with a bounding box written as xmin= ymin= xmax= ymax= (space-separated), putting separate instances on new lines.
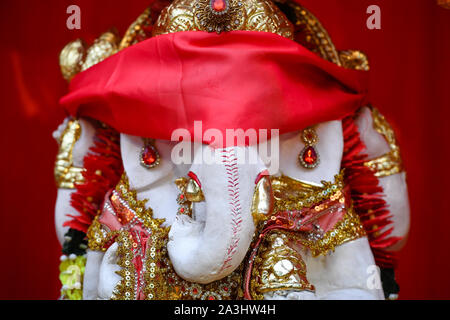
xmin=140 ymin=138 xmax=160 ymax=169
xmin=298 ymin=127 xmax=320 ymax=169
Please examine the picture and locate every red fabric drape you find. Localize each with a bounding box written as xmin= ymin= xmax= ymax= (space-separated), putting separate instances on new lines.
xmin=60 ymin=30 xmax=368 ymax=144
xmin=0 ymin=0 xmax=449 ymax=299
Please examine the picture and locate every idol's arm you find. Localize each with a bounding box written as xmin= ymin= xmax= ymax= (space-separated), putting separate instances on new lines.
xmin=53 ymin=117 xmax=101 ymax=299
xmin=354 ymin=106 xmax=410 ymax=250
xmin=354 ymin=106 xmax=410 ymax=299
xmin=54 ymin=118 xmax=96 ymax=243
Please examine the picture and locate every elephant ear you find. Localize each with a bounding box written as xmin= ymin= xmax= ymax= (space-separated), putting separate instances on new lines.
xmin=120 ymin=134 xmax=175 ymax=190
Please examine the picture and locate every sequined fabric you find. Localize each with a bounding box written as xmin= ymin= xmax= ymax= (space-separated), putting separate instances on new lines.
xmin=88 ymin=174 xmax=242 ymax=300
xmin=243 ymin=171 xmax=366 ymax=299
xmin=88 ymin=172 xmax=366 ymax=300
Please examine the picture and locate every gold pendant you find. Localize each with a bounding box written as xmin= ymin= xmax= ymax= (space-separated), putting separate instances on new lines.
xmin=298 ymin=127 xmax=320 ymax=169
xmin=193 ymin=0 xmax=245 ymax=33
xmin=140 ymin=138 xmax=160 ymax=169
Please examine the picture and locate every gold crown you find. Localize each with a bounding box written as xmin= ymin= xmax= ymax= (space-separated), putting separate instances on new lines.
xmin=59 ymin=0 xmax=370 ymax=81
xmin=152 ymin=0 xmax=294 ymax=39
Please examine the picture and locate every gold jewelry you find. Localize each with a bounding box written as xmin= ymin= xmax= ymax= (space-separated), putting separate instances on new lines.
xmin=363 ymin=107 xmax=404 ymax=177
xmin=151 ymin=0 xmax=294 ymax=39
xmin=252 ymin=231 xmax=315 ymax=295
xmin=339 ymin=50 xmax=370 ymax=71
xmin=174 ymin=176 xmax=205 ymax=217
xmin=270 ymin=172 xmax=366 ymax=256
xmin=140 ymin=138 xmax=160 ymax=169
xmin=271 ymin=171 xmax=345 ymax=213
xmin=59 ymin=30 xmax=119 ymax=82
xmin=119 ymin=7 xmax=153 ymax=50
xmin=80 ymin=30 xmax=120 ymax=72
xmin=90 ymin=173 xmax=242 ymax=300
xmin=298 ymin=126 xmax=320 ymax=169
xmin=194 ymin=0 xmax=246 ymax=34
xmin=185 ymin=177 xmax=205 ymax=202
xmin=251 ymin=175 xmax=273 ymax=227
xmin=297 ymin=208 xmax=366 ymax=257
xmin=175 ymin=178 xmax=193 ymax=217
xmin=54 ymin=119 xmax=85 ymax=189
xmin=59 ymin=39 xmax=86 ymax=81
xmin=59 ymin=1 xmax=370 ymax=82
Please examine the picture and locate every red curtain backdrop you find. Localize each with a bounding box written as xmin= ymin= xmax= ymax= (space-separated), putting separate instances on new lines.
xmin=0 ymin=0 xmax=448 ymax=299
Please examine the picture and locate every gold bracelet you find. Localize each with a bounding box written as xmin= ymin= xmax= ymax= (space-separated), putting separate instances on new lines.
xmin=363 ymin=107 xmax=404 ymax=178
xmin=54 ymin=119 xmax=85 ymax=189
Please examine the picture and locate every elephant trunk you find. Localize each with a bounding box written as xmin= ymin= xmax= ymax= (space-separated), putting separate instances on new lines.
xmin=167 ymin=145 xmax=265 ymax=284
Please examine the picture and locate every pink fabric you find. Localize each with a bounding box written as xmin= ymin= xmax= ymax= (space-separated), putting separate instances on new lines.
xmin=98 ymin=192 xmax=122 ymax=232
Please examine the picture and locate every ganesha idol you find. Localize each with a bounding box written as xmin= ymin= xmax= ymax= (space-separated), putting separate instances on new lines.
xmin=53 ymin=0 xmax=410 ymax=300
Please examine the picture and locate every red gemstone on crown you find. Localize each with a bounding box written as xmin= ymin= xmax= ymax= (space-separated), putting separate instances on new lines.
xmin=211 ymin=0 xmax=227 ymax=12
xmin=141 ymin=145 xmax=158 ymax=167
xmin=302 ymin=146 xmax=318 ymax=165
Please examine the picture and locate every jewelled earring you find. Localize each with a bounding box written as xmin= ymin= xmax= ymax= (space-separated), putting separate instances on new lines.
xmin=298 ymin=127 xmax=320 ymax=169
xmin=140 ymin=138 xmax=160 ymax=169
